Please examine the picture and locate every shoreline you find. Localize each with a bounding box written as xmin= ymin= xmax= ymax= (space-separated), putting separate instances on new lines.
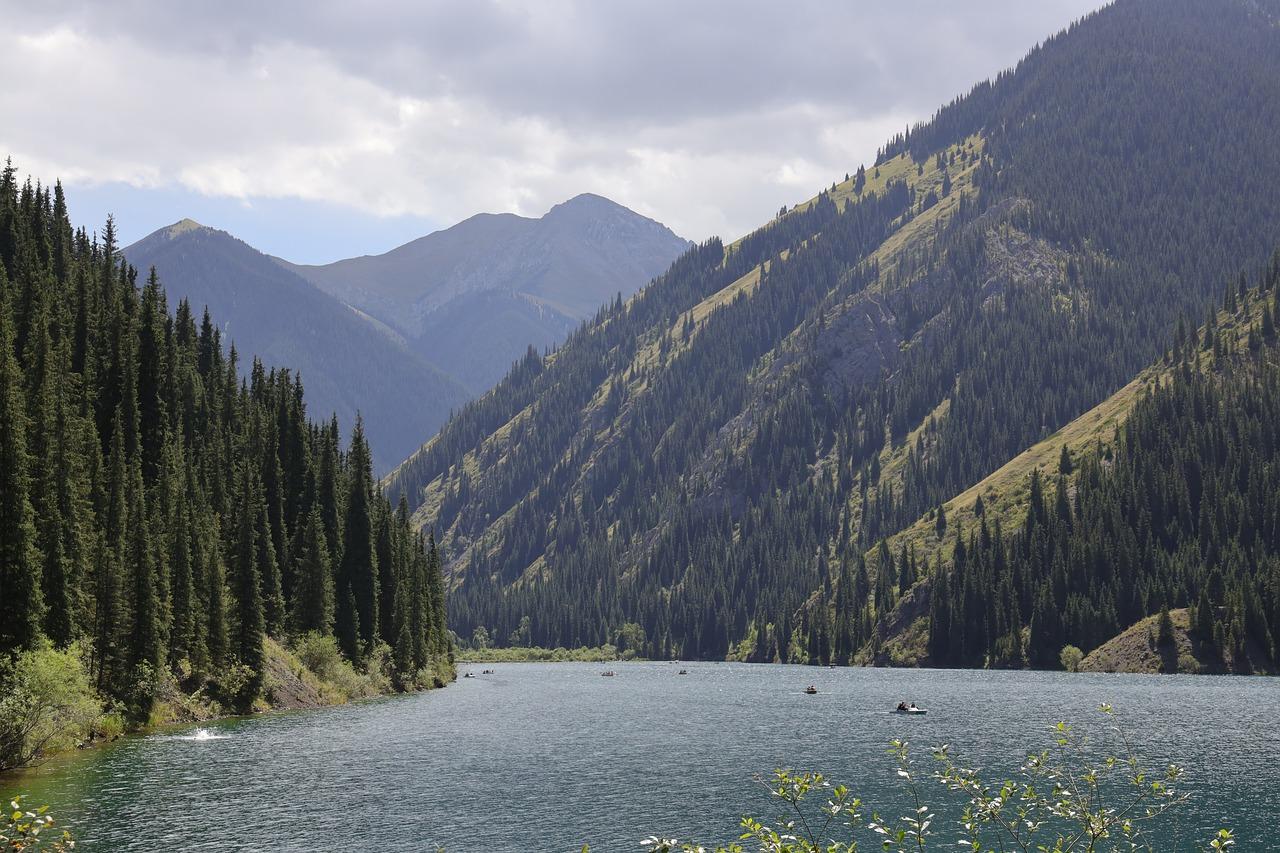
xmin=1 ymin=637 xmax=456 ymax=781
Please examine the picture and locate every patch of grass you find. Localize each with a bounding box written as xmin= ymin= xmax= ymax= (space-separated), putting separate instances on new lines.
xmin=456 ymin=645 xmax=632 ymax=663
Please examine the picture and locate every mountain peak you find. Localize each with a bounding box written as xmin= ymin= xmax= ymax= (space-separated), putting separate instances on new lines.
xmin=543 ymin=192 xmax=634 ymax=221
xmin=166 ymin=217 xmax=208 ymax=237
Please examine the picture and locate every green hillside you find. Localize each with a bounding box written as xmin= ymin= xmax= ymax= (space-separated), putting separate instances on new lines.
xmin=385 ymin=0 xmax=1280 ymax=665
xmin=871 ymin=267 xmax=1280 ymax=671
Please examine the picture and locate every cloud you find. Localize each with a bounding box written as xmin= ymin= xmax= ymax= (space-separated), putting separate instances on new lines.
xmin=0 ymin=0 xmax=1103 ymax=254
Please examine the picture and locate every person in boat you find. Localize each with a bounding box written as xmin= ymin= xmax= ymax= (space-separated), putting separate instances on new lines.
xmin=897 ymin=701 xmax=908 ymax=712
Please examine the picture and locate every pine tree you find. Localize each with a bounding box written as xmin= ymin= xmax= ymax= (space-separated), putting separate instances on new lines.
xmin=292 ymin=507 xmax=334 ymax=635
xmin=832 ymin=558 xmax=856 ymax=665
xmin=94 ymin=413 xmax=128 ymax=692
xmin=167 ymin=442 xmax=196 ymax=670
xmin=376 ymin=503 xmax=397 ymax=646
xmin=125 ymin=450 xmax=162 ymax=714
xmin=426 ymin=533 xmax=448 ymax=661
xmin=1157 ymin=603 xmax=1175 ymax=647
xmin=340 ymin=417 xmax=379 ymax=653
xmin=24 ymin=280 xmax=77 ymax=648
xmin=201 ymin=518 xmax=229 ymax=671
xmin=0 ymin=288 xmax=43 ymax=654
xmin=232 ymin=464 xmax=265 ymax=703
xmin=1194 ymin=588 xmax=1215 ymax=643
xmin=255 ymin=497 xmax=284 ymax=637
xmin=136 ymin=268 xmax=168 ymax=480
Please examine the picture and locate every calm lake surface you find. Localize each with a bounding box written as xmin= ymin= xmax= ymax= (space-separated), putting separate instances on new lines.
xmin=7 ymin=663 xmax=1280 ymax=851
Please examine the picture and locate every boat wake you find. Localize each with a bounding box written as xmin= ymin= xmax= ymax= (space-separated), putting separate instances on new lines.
xmin=171 ymin=728 xmax=230 ymax=742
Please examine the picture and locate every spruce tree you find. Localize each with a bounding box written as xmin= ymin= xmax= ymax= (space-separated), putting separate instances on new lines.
xmin=375 ymin=503 xmax=397 ymax=646
xmin=232 ymin=464 xmax=265 ymax=703
xmin=167 ymin=443 xmax=196 ymax=670
xmin=292 ymin=507 xmax=334 ymax=635
xmin=340 ymin=416 xmax=379 ymax=652
xmin=125 ymin=451 xmax=162 ymax=713
xmin=1058 ymin=445 xmax=1074 ymax=475
xmin=0 ymin=288 xmax=43 ymax=654
xmin=95 ymin=414 xmax=128 ymax=692
xmin=1157 ymin=603 xmax=1175 ymax=647
xmin=201 ymin=518 xmax=229 ymax=671
xmin=426 ymin=534 xmax=449 ymax=661
xmin=1195 ymin=588 xmax=1215 ymax=642
xmin=256 ymin=498 xmax=285 ymax=637
xmin=24 ymin=283 xmax=74 ymax=647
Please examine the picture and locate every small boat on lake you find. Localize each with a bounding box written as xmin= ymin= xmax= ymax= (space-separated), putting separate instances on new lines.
xmin=463 ymin=672 xmax=476 ymax=679
xmin=804 ymin=685 xmax=818 ymax=695
xmin=677 ymin=669 xmax=689 ymax=675
xmin=894 ymin=702 xmax=926 ymax=714
xmin=601 ymin=670 xmax=616 ymax=677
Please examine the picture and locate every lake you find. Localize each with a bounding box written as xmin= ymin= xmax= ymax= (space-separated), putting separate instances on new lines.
xmin=7 ymin=663 xmax=1280 ymax=851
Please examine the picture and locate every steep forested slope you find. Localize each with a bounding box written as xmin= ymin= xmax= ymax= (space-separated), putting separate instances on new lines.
xmin=0 ymin=165 xmax=452 ymax=748
xmin=124 ymin=221 xmax=470 ymax=472
xmin=910 ymin=270 xmax=1280 ymax=674
xmin=385 ymin=0 xmax=1280 ymax=662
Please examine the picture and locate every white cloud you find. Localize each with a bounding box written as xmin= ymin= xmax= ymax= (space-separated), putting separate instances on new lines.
xmin=0 ymin=1 xmax=1104 ymax=245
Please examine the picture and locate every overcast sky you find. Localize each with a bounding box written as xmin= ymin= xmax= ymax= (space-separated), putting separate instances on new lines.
xmin=1 ymin=1 xmax=1104 ymax=263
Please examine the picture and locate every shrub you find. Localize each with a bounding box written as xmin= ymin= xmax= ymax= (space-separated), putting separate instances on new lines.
xmin=292 ymin=633 xmax=381 ymax=702
xmin=1059 ymin=644 xmax=1084 ymax=672
xmin=1 ymin=797 xmax=74 ymax=851
xmin=639 ymin=706 xmax=1234 ymax=853
xmin=208 ymin=662 xmax=256 ymax=711
xmin=0 ymin=644 xmax=102 ymax=772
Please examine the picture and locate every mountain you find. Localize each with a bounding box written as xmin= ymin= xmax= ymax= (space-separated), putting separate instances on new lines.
xmin=283 ymin=193 xmax=692 ymax=393
xmin=383 ymin=0 xmax=1280 ymax=666
xmin=124 ymin=220 xmax=470 ymax=472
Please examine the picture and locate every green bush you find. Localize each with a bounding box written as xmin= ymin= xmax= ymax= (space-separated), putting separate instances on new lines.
xmin=1059 ymin=644 xmax=1084 ymax=672
xmin=1 ymin=796 xmax=74 ymax=851
xmin=639 ymin=706 xmax=1234 ymax=853
xmin=292 ymin=633 xmax=381 ymax=702
xmin=0 ymin=644 xmax=103 ymax=772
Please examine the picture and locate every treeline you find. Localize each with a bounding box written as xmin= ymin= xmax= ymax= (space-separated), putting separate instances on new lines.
xmin=0 ymin=162 xmax=451 ymax=723
xmin=927 ymin=270 xmax=1280 ymax=670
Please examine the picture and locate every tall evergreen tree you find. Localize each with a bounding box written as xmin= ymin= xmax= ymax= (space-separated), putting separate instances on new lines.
xmin=292 ymin=507 xmax=334 ymax=635
xmin=232 ymin=464 xmax=266 ymax=703
xmin=340 ymin=417 xmax=379 ymax=653
xmin=0 ymin=287 xmax=43 ymax=655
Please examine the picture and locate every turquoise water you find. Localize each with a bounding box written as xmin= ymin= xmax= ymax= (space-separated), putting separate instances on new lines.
xmin=7 ymin=664 xmax=1279 ymax=851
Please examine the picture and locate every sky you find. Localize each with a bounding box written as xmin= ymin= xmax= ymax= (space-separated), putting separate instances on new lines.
xmin=1 ymin=1 xmax=1104 ymax=264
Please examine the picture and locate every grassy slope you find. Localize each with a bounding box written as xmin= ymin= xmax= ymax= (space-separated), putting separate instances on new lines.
xmin=1079 ymin=609 xmax=1276 ymax=675
xmin=870 ymin=295 xmax=1275 ymax=667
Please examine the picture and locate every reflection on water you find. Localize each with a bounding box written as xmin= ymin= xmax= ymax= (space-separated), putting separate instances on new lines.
xmin=6 ymin=663 xmax=1280 ymax=851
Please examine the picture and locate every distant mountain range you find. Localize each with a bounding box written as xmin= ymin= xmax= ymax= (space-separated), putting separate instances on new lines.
xmin=281 ymin=193 xmax=691 ymax=393
xmin=124 ymin=196 xmax=689 ymax=470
